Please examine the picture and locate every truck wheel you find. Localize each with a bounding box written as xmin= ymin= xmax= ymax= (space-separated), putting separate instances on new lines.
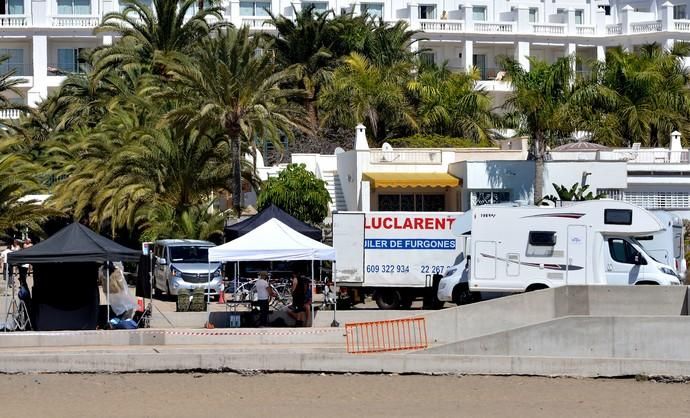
xmin=452 ymin=283 xmax=473 ymax=306
xmin=399 ymin=294 xmax=414 ymax=309
xmin=375 ymin=289 xmax=401 ymax=310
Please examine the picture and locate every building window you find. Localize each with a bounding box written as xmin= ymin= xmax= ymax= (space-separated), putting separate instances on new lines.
xmin=674 ymin=5 xmax=686 ymax=19
xmin=57 ymin=0 xmax=91 ymax=14
xmin=419 ymin=4 xmax=436 ymax=19
xmin=529 ymin=7 xmax=538 ymax=22
xmin=598 ymin=5 xmax=611 ymax=16
xmin=303 ymin=2 xmax=329 ymax=13
xmin=473 ymin=54 xmax=487 ymax=79
xmin=360 ymin=2 xmax=383 ymax=18
xmin=378 ymin=194 xmax=445 ymax=211
xmin=120 ymin=0 xmax=151 ymax=11
xmin=575 ymin=9 xmax=584 ymax=24
xmin=472 ymin=6 xmax=486 ymax=21
xmin=0 ymin=48 xmax=24 ymax=76
xmin=57 ymin=48 xmax=85 ymax=73
xmin=420 ymin=52 xmax=435 ymax=66
xmin=1 ymin=0 xmax=24 ymax=14
xmin=471 ymin=190 xmax=510 ymax=206
xmin=239 ymin=1 xmax=271 ymax=16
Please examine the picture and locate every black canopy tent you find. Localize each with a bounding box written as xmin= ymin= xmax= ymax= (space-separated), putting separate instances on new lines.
xmin=7 ymin=223 xmax=141 ymax=330
xmin=225 ymin=204 xmax=322 ymax=242
xmin=8 ymin=222 xmax=141 ymax=264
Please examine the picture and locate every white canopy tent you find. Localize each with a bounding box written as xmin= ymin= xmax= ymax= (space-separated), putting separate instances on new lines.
xmin=207 ymin=218 xmax=336 ymax=326
xmin=209 ymin=218 xmax=335 ymax=262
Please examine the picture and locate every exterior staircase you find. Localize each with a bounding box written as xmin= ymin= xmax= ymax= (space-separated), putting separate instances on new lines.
xmin=320 ymin=170 xmax=347 ymax=212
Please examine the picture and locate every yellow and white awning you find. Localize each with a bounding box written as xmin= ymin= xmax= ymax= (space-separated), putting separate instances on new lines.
xmin=362 ymin=172 xmax=461 ymax=188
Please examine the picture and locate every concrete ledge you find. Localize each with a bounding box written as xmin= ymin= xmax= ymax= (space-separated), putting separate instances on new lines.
xmin=0 ymin=328 xmax=345 ymax=348
xmin=3 ymin=347 xmax=690 ymax=378
xmin=425 ymin=315 xmax=690 ymax=360
xmin=414 ymin=285 xmax=689 ymax=344
xmin=149 ymin=310 xmax=437 ymax=329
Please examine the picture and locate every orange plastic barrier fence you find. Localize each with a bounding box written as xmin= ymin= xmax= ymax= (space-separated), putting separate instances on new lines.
xmin=345 ymin=317 xmax=428 ymax=354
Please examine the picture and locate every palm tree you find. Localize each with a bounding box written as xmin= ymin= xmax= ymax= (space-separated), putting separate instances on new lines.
xmin=93 ymin=0 xmax=224 ymax=78
xmin=408 ymin=63 xmax=495 ymax=141
xmin=500 ymin=56 xmax=577 ymax=202
xmin=164 ymin=26 xmax=306 ymax=217
xmin=0 ymin=138 xmax=61 ymax=236
xmin=0 ymin=54 xmax=31 ymax=131
xmin=362 ymin=19 xmax=423 ymax=68
xmin=47 ymin=92 xmax=237 ymax=235
xmin=265 ymin=6 xmax=338 ymax=133
xmin=139 ymin=201 xmax=226 ymax=241
xmin=576 ymin=43 xmax=690 ymax=146
xmin=319 ymin=52 xmax=416 ymax=144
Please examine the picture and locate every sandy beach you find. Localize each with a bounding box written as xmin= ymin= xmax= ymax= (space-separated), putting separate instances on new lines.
xmin=0 ymin=373 xmax=689 ymax=418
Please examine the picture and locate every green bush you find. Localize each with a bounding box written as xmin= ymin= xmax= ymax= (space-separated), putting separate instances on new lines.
xmin=386 ymin=134 xmax=494 ymax=148
xmin=257 ymin=163 xmax=331 ymax=225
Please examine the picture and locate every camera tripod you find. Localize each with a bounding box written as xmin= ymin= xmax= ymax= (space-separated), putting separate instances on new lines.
xmin=2 ymin=272 xmax=32 ymax=332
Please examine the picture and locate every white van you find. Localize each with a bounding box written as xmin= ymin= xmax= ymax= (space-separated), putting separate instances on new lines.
xmin=636 ymin=211 xmax=686 ymax=277
xmin=469 ymin=200 xmax=680 ymax=293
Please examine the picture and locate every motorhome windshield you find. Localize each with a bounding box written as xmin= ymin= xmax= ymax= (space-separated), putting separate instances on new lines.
xmin=169 ymin=246 xmax=209 ymax=263
xmin=629 ymin=238 xmax=660 ymax=263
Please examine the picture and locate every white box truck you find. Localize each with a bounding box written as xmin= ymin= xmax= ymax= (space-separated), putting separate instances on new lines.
xmin=438 ymin=201 xmax=681 ymax=305
xmin=333 ymin=211 xmax=466 ymax=309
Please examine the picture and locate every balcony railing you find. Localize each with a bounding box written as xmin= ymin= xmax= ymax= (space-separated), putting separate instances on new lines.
xmin=47 ymin=63 xmax=89 ymax=76
xmin=50 ymin=15 xmax=101 ymax=27
xmin=576 ymin=25 xmax=595 ymax=35
xmin=474 ymin=22 xmax=514 ymax=33
xmin=370 ymin=149 xmax=442 ymax=165
xmin=606 ymin=23 xmax=622 ymax=34
xmin=631 ymin=20 xmax=661 ymax=33
xmin=0 ymin=14 xmax=27 ymax=27
xmin=472 ymin=67 xmax=507 ymax=81
xmin=240 ymin=17 xmax=275 ymax=30
xmin=419 ymin=19 xmax=463 ymax=32
xmin=532 ymin=23 xmax=565 ymax=34
xmin=2 ymin=64 xmax=33 ymax=77
xmin=605 ymin=149 xmax=690 ymax=163
xmin=0 ymin=109 xmax=22 ymax=119
xmin=674 ymin=19 xmax=690 ymax=31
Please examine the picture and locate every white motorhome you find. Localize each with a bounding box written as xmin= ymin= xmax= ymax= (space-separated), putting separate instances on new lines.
xmin=333 ymin=211 xmax=464 ymax=309
xmin=467 ymin=200 xmax=680 ymax=293
xmin=636 ymin=211 xmax=686 ymax=277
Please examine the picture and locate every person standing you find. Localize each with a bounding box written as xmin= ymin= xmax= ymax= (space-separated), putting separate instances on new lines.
xmin=288 ymin=272 xmax=306 ymax=327
xmin=18 ymin=238 xmax=32 ymax=288
xmin=254 ymin=271 xmax=274 ymax=327
xmin=1 ymin=241 xmax=12 ymax=281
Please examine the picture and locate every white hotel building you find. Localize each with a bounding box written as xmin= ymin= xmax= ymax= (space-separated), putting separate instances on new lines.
xmin=2 ymin=0 xmax=690 ymax=117
xmin=2 ymin=0 xmax=690 ymax=218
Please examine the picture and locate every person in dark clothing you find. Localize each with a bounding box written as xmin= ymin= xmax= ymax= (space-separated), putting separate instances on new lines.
xmin=288 ymin=272 xmax=306 ymax=326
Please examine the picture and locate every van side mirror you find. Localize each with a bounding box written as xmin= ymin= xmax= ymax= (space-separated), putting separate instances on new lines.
xmin=633 ymin=254 xmax=645 ymax=265
xmin=157 ymin=257 xmax=167 ymax=265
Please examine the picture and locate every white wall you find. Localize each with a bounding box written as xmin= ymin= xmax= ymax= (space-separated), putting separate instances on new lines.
xmin=336 ymin=150 xmax=358 ymax=211
xmin=449 ymin=160 xmax=535 ymax=210
xmin=542 ymin=161 xmax=628 ymax=197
